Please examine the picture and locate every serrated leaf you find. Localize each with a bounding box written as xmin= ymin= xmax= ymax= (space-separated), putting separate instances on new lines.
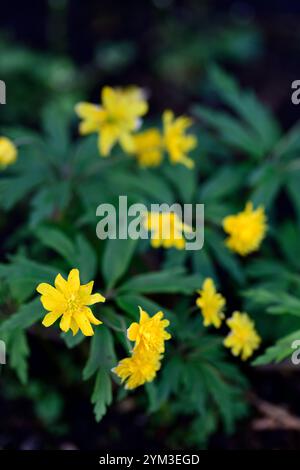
xmin=83 ymin=327 xmax=116 ymax=380
xmin=253 ymin=330 xmax=300 ymax=365
xmin=91 ymin=368 xmax=112 ymax=422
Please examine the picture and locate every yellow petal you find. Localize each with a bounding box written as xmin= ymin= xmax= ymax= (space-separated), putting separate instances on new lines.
xmin=40 ymin=294 xmax=65 ymax=311
xmin=37 ymin=282 xmax=58 ymax=296
xmin=101 ymin=86 xmax=117 ymax=111
xmin=98 ymin=124 xmax=119 ymax=156
xmin=70 ymin=319 xmax=79 ymax=336
xmin=73 ymin=311 xmax=94 ymax=336
xmin=55 ymin=273 xmax=69 ymax=294
xmin=60 ymin=313 xmax=72 ymax=332
xmin=86 ymin=293 xmax=106 ymax=305
xmin=75 ymin=102 xmax=103 ymax=120
xmin=67 ymin=269 xmax=80 ymax=292
xmin=119 ymin=132 xmax=135 ymax=154
xmin=42 ymin=311 xmax=62 ymax=327
xmin=84 ymin=307 xmax=102 ymax=326
xmin=138 ymin=306 xmax=149 ymax=324
xmin=127 ymin=322 xmax=139 ymax=341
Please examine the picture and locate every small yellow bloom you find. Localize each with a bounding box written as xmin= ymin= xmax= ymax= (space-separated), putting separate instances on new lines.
xmin=113 ymin=306 xmax=171 ymax=390
xmin=36 ymin=268 xmax=105 ymax=336
xmin=127 ymin=306 xmax=171 ymax=354
xmin=223 ymin=202 xmax=267 ymax=256
xmin=0 ymin=137 xmax=17 ymax=168
xmin=75 ymin=86 xmax=148 ymax=157
xmin=224 ymin=311 xmax=261 ymax=361
xmin=163 ymin=110 xmax=197 ymax=169
xmin=143 ymin=211 xmax=193 ymax=250
xmin=132 ymin=128 xmax=163 ymax=167
xmin=196 ymin=278 xmax=225 ymax=328
xmin=112 ymin=346 xmax=162 ymax=390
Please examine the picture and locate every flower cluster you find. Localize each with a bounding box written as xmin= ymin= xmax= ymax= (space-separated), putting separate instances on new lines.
xmin=37 ymin=268 xmax=105 ymax=336
xmin=113 ymin=307 xmax=171 ymax=390
xmin=75 ymin=86 xmax=197 ymax=169
xmin=196 ymin=277 xmax=260 ymax=360
xmin=223 ymin=202 xmax=267 ymax=256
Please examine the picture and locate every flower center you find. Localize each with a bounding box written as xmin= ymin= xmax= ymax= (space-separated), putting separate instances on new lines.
xmin=66 ymin=293 xmax=81 ymax=313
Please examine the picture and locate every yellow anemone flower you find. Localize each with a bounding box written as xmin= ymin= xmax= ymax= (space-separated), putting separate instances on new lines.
xmin=75 ymin=86 xmax=148 ymax=157
xmin=222 ymin=202 xmax=267 ymax=256
xmin=143 ymin=211 xmax=193 ymax=250
xmin=132 ymin=128 xmax=163 ymax=167
xmin=163 ymin=110 xmax=197 ymax=169
xmin=36 ymin=268 xmax=105 ymax=336
xmin=112 ymin=346 xmax=162 ymax=390
xmin=113 ymin=306 xmax=171 ymax=390
xmin=0 ymin=137 xmax=17 ymax=168
xmin=127 ymin=306 xmax=171 ymax=354
xmin=224 ymin=311 xmax=261 ymax=361
xmin=196 ymin=278 xmax=225 ymax=328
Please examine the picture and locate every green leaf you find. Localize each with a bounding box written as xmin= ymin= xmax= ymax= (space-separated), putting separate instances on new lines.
xmin=199 ymin=166 xmax=247 ymax=201
xmin=91 ymin=368 xmax=112 ymax=422
xmin=42 ymin=102 xmax=71 ymax=160
xmin=0 ymin=171 xmax=44 ymax=210
xmin=35 ymin=226 xmax=75 ymax=265
xmin=162 ymin=164 xmax=197 ymax=202
xmin=116 ymin=294 xmax=174 ymax=321
xmin=253 ymin=330 xmax=300 ymax=365
xmin=277 ymin=221 xmax=300 ymax=270
xmin=208 ymin=65 xmax=280 ymax=152
xmin=273 ymin=121 xmax=300 ymax=160
xmin=75 ymin=234 xmax=97 ymax=282
xmin=118 ymin=268 xmax=201 ymax=294
xmin=250 ymin=166 xmax=282 ymax=208
xmin=191 ymin=247 xmax=217 ymax=280
xmin=102 ymin=238 xmax=137 ymax=289
xmin=0 ymin=256 xmax=60 ymax=302
xmin=0 ymin=298 xmax=43 ymax=333
xmin=61 ymin=330 xmax=85 ymax=349
xmin=194 ymin=105 xmax=261 ymax=158
xmin=206 ymin=229 xmax=245 ymax=284
xmin=286 ymin=170 xmax=300 ymax=227
xmin=8 ymin=329 xmax=29 ymax=384
xmin=107 ymin=169 xmax=175 ymax=204
xmin=29 ymin=181 xmax=71 ymax=227
xmin=83 ymin=327 xmax=116 ymax=380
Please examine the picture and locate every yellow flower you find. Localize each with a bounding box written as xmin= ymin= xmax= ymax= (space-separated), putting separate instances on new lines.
xmin=143 ymin=211 xmax=193 ymax=250
xmin=75 ymin=86 xmax=148 ymax=157
xmin=0 ymin=137 xmax=17 ymax=168
xmin=112 ymin=346 xmax=162 ymax=390
xmin=222 ymin=202 xmax=267 ymax=256
xmin=132 ymin=128 xmax=163 ymax=167
xmin=127 ymin=306 xmax=171 ymax=354
xmin=196 ymin=278 xmax=225 ymax=328
xmin=163 ymin=110 xmax=197 ymax=169
xmin=113 ymin=306 xmax=171 ymax=390
xmin=36 ymin=268 xmax=105 ymax=336
xmin=224 ymin=311 xmax=261 ymax=361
